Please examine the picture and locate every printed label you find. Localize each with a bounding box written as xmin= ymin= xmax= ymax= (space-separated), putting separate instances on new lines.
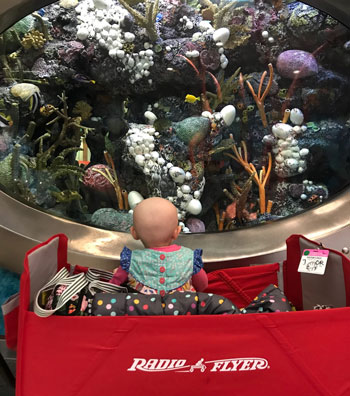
xmin=127 ymin=357 xmax=269 ymax=373
xmin=298 ymin=249 xmax=329 ymax=275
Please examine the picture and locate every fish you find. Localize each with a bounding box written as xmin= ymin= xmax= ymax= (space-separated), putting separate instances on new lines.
xmin=75 ymin=137 xmax=91 ymax=166
xmin=36 ymin=8 xmax=45 ymax=16
xmin=185 ymin=94 xmax=200 ymax=104
xmin=73 ymin=74 xmax=96 ymax=85
xmin=0 ymin=113 xmax=13 ymax=127
xmin=28 ymin=92 xmax=41 ymax=114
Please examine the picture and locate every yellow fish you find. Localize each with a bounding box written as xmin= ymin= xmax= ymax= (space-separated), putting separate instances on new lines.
xmin=0 ymin=113 xmax=13 ymax=127
xmin=185 ymin=94 xmax=200 ymax=104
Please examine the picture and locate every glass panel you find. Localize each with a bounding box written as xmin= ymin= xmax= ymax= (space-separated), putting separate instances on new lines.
xmin=0 ymin=0 xmax=349 ymax=233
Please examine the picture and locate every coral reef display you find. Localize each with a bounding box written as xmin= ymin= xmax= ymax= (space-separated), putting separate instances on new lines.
xmin=0 ymin=0 xmax=349 ymax=233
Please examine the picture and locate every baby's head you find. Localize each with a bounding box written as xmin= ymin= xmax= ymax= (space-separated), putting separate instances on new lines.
xmin=130 ymin=197 xmax=181 ymax=248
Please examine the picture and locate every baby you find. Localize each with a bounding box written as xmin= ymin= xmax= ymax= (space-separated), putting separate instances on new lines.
xmin=110 ymin=197 xmax=208 ymax=295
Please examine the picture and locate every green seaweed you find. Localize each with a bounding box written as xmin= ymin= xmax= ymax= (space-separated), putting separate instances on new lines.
xmin=207 ymin=67 xmax=242 ymax=110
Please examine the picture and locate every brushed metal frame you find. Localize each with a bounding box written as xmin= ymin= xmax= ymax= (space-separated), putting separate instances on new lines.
xmin=0 ymin=0 xmax=349 ymax=272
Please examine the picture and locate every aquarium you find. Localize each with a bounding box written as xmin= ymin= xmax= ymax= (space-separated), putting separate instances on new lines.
xmin=0 ymin=0 xmax=349 ymax=235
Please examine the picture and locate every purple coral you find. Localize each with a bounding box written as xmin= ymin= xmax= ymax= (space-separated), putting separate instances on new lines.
xmin=276 ymin=50 xmax=318 ymax=79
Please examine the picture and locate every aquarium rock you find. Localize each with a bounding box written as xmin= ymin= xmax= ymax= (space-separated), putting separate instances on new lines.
xmin=173 ymin=117 xmax=210 ymax=145
xmin=276 ymin=50 xmax=318 ymax=79
xmin=90 ymin=208 xmax=133 ymax=232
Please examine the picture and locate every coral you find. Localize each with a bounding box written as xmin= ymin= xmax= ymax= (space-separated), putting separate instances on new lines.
xmin=225 ymin=141 xmax=272 ymax=214
xmin=246 ymin=63 xmax=274 ymax=128
xmin=207 ymin=67 xmax=242 ymax=110
xmin=73 ymin=101 xmax=93 ymax=120
xmin=223 ymin=167 xmax=255 ymax=224
xmin=21 ymin=30 xmax=46 ymax=50
xmin=83 ymin=164 xmax=114 ymax=192
xmin=59 ymin=0 xmax=79 ymax=9
xmin=118 ymin=0 xmax=160 ymax=41
xmin=84 ymin=152 xmax=124 ymax=210
xmin=34 ymin=92 xmax=93 ymax=171
xmin=212 ymin=3 xmax=252 ymax=50
xmin=0 ymin=144 xmax=34 ymax=201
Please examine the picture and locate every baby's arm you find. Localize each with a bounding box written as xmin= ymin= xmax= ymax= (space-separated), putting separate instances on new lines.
xmin=192 ymin=269 xmax=208 ymax=291
xmin=110 ymin=267 xmax=128 ymax=285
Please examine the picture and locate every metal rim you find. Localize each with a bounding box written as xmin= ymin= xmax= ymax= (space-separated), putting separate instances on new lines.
xmin=1 ymin=188 xmax=349 ymax=262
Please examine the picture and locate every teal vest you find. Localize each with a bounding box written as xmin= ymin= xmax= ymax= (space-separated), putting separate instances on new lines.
xmin=129 ymin=247 xmax=194 ymax=292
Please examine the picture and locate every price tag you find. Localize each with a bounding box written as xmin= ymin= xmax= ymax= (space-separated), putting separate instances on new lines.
xmin=298 ymin=249 xmax=329 ymax=275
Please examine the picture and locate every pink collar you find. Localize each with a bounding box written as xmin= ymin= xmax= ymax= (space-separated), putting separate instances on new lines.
xmin=149 ymin=245 xmax=181 ymax=252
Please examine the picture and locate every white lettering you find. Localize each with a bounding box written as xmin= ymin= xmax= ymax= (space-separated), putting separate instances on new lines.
xmin=155 ymin=359 xmax=171 ymax=370
xmin=128 ymin=358 xmax=147 ymax=371
xmin=220 ymin=361 xmax=232 ymax=372
xmin=255 ymin=359 xmax=268 ymax=370
xmin=168 ymin=359 xmax=178 ymax=369
xmin=210 ymin=362 xmax=223 ymax=372
xmin=230 ymin=359 xmax=242 ymax=371
xmin=239 ymin=360 xmax=253 ymax=371
xmin=175 ymin=360 xmax=186 ymax=368
xmin=144 ymin=359 xmax=158 ymax=370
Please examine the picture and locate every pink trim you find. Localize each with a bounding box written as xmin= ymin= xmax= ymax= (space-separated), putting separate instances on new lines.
xmin=150 ymin=245 xmax=181 ymax=252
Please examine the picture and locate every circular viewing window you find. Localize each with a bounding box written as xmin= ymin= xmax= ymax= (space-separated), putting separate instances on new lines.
xmin=0 ymin=0 xmax=349 ymax=234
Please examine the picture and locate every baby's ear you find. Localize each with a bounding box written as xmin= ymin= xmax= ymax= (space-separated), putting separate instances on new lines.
xmin=173 ymin=225 xmax=182 ymax=240
xmin=130 ymin=226 xmax=139 ymax=240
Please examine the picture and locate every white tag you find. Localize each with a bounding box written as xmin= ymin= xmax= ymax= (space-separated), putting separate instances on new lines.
xmin=298 ymin=249 xmax=329 ymax=275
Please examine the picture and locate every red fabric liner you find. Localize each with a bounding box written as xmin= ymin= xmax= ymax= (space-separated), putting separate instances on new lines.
xmin=205 ymin=263 xmax=279 ymax=308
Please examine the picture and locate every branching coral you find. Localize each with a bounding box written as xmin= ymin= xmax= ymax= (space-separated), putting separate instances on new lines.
xmin=118 ymin=0 xmax=159 ymax=42
xmin=202 ymin=0 xmax=252 ymax=49
xmin=177 ymin=54 xmax=221 ymax=113
xmin=35 ymin=92 xmax=94 ymax=170
xmin=246 ymin=63 xmax=274 ymax=128
xmin=225 ymin=141 xmax=272 ymax=214
xmin=223 ymin=168 xmax=254 ymax=225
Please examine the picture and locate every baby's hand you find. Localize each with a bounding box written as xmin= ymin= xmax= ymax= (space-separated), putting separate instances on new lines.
xmin=113 ymin=268 xmax=118 ymax=274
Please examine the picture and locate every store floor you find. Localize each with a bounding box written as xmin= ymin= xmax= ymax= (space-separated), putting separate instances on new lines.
xmin=0 ymin=338 xmax=16 ymax=396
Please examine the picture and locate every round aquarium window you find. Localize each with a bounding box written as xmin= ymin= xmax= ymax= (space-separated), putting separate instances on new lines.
xmin=0 ymin=0 xmax=349 ymax=234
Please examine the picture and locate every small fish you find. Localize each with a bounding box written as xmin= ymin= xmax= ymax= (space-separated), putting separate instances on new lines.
xmin=36 ymin=8 xmax=45 ymax=17
xmin=0 ymin=113 xmax=13 ymax=127
xmin=73 ymin=74 xmax=96 ymax=85
xmin=185 ymin=94 xmax=200 ymax=104
xmin=308 ymin=194 xmax=319 ymax=203
xmin=28 ymin=92 xmax=41 ymax=114
xmin=75 ymin=137 xmax=91 ymax=166
xmin=156 ymin=13 xmax=163 ymax=22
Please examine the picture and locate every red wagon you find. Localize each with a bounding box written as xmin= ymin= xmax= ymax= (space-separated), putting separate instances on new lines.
xmin=5 ymin=234 xmax=350 ymax=396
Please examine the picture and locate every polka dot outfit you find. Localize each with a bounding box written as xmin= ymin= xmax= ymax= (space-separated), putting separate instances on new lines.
xmin=92 ymin=291 xmax=238 ymax=316
xmin=240 ymin=284 xmax=293 ymax=314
